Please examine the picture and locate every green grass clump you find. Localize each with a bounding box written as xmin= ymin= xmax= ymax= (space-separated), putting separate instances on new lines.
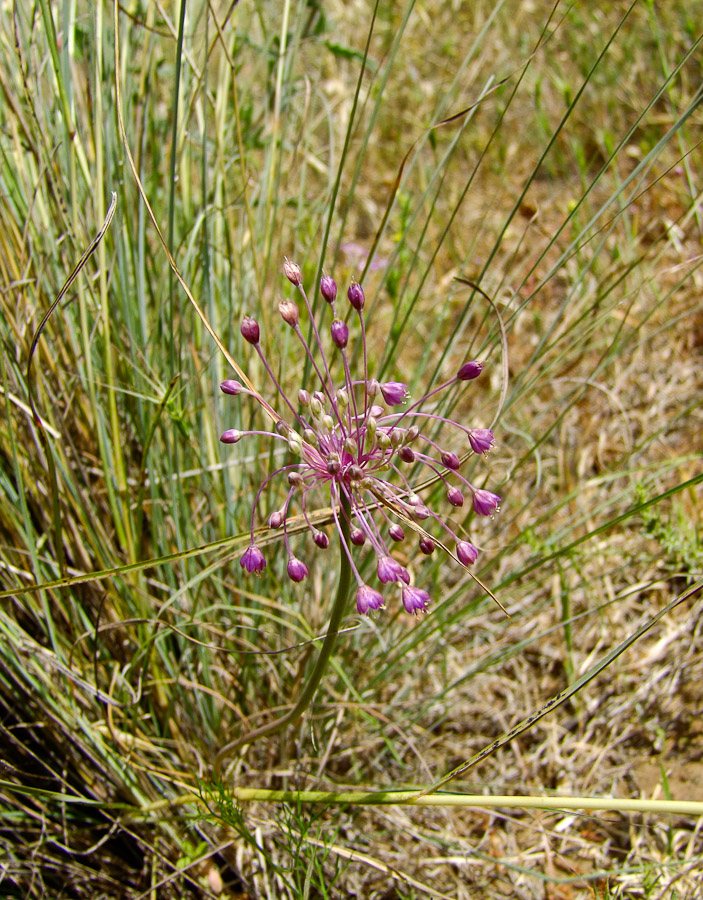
xmin=1 ymin=1 xmax=702 ymax=897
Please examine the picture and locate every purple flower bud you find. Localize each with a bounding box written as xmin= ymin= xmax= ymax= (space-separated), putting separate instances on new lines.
xmin=413 ymin=504 xmax=430 ymax=520
xmin=402 ymin=585 xmax=430 ymax=615
xmin=283 ymin=258 xmax=302 ymax=286
xmin=446 ymin=486 xmax=464 ymax=507
xmin=356 ymin=584 xmax=384 ymax=615
xmin=287 ymin=556 xmax=308 ymax=582
xmin=279 ymin=299 xmax=300 ymax=326
xmin=441 ymin=451 xmax=461 ymax=470
xmin=241 ymin=545 xmax=266 ymax=574
xmin=457 ymin=360 xmax=483 ymax=380
xmin=350 ymin=527 xmax=366 ymax=546
xmin=269 ymin=510 xmax=285 ymax=528
xmin=456 ymin=540 xmax=478 ymax=566
xmin=220 ymin=429 xmax=242 ymax=444
xmin=331 ymin=318 xmax=349 ymax=349
xmin=320 ymin=275 xmax=337 ymax=304
xmin=473 ymin=489 xmax=501 ymax=516
xmin=419 ymin=537 xmax=435 ymax=555
xmin=377 ymin=555 xmax=410 ymax=584
xmin=468 ymin=428 xmax=496 ymax=455
xmin=370 ymin=404 xmax=384 ymax=417
xmin=398 ymin=446 xmax=415 ymax=463
xmin=220 ymin=379 xmax=243 ymax=395
xmin=347 ymin=281 xmax=365 ymax=310
xmin=241 ymin=316 xmax=260 ymax=345
xmin=313 ymin=530 xmax=330 ymax=549
xmin=380 ymin=382 xmax=408 ymax=406
xmin=298 ymin=389 xmax=310 ymax=406
xmin=389 ymin=523 xmax=405 ymax=542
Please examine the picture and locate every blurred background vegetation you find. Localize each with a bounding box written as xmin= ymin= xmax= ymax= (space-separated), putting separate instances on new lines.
xmin=1 ymin=1 xmax=701 ymax=897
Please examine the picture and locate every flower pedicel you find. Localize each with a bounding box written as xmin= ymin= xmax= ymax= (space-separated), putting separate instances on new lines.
xmin=220 ymin=260 xmax=500 ymax=616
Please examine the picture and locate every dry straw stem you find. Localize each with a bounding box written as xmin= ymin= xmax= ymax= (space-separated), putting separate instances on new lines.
xmin=149 ymin=786 xmax=703 ymax=818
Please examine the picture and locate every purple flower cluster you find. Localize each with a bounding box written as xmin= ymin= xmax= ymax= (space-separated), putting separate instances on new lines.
xmin=220 ymin=259 xmax=501 ymax=616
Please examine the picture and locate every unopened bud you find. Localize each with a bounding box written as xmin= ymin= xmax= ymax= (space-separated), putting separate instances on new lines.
xmin=347 ymin=281 xmax=365 ymax=310
xmin=320 ymin=274 xmax=337 ymax=304
xmin=269 ymin=510 xmax=285 ymax=529
xmin=457 ymin=360 xmax=483 ymax=380
xmin=283 ymin=257 xmax=302 ymax=286
xmin=331 ymin=318 xmax=349 ymax=349
xmin=313 ymin=530 xmax=330 ymax=549
xmin=278 ymin=298 xmax=299 ymax=326
xmin=350 ymin=527 xmax=366 ymax=546
xmin=241 ymin=316 xmax=260 ymax=345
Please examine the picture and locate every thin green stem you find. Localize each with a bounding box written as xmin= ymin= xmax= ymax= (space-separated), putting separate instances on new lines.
xmin=214 ymin=495 xmax=353 ymax=772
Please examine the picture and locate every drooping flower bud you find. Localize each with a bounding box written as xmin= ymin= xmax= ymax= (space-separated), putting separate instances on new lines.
xmin=331 ymin=318 xmax=349 ymax=349
xmin=286 ymin=556 xmax=308 ymax=582
xmin=279 ymin=299 xmax=300 ymax=327
xmin=456 ymin=540 xmax=478 ymax=566
xmin=347 ymin=281 xmax=365 ymax=310
xmin=389 ymin=523 xmax=405 ymax=542
xmin=441 ymin=451 xmax=461 ymax=470
xmin=220 ymin=429 xmax=242 ymax=444
xmin=313 ymin=531 xmax=330 ymax=549
xmin=398 ymin=446 xmax=415 ymax=463
xmin=298 ymin=389 xmax=310 ymax=406
xmin=241 ymin=316 xmax=260 ymax=345
xmin=283 ymin=258 xmax=302 ymax=286
xmin=446 ymin=486 xmax=464 ymax=507
xmin=457 ymin=360 xmax=483 ymax=380
xmin=419 ymin=537 xmax=435 ymax=555
xmin=350 ymin=527 xmax=366 ymax=546
xmin=320 ymin=274 xmax=337 ymax=304
xmin=269 ymin=509 xmax=285 ymax=529
xmin=220 ymin=379 xmax=243 ymax=395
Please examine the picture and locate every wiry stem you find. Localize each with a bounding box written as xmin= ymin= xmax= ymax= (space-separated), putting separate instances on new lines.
xmin=214 ymin=494 xmax=352 ymax=773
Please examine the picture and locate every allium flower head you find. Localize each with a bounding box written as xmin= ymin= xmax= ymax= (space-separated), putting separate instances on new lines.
xmin=220 ymin=260 xmax=502 ymax=614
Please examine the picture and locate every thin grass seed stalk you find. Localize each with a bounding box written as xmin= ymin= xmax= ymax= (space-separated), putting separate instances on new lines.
xmin=220 ymin=261 xmax=502 ymax=616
